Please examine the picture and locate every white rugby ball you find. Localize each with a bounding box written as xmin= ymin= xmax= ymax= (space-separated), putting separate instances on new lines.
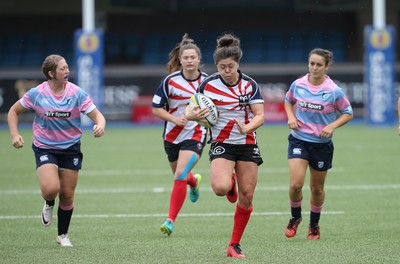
xmin=189 ymin=93 xmax=218 ymax=128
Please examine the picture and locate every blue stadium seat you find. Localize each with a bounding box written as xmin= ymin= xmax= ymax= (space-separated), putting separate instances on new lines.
xmin=141 ymin=50 xmax=165 ymax=64
xmin=264 ymin=31 xmax=285 ymax=63
xmin=331 ymin=49 xmax=346 ymax=62
xmin=63 ymin=35 xmax=74 ymax=63
xmin=304 ymin=31 xmax=326 ymax=50
xmin=0 ymin=35 xmax=25 ymax=67
xmin=241 ymin=31 xmax=265 ymax=63
xmin=123 ymin=33 xmax=142 ymax=62
xmin=163 ymin=32 xmax=182 ymax=52
xmin=284 ymin=32 xmax=305 ymax=62
xmin=195 ymin=32 xmax=219 ymax=64
xmin=38 ymin=34 xmax=81 ymax=65
xmin=22 ymin=34 xmax=45 ymax=66
xmin=325 ymin=31 xmax=346 ymax=62
xmin=242 ymin=49 xmax=264 ymax=63
xmin=141 ymin=34 xmax=163 ymax=64
xmin=0 ymin=37 xmax=4 ymax=63
xmin=105 ymin=33 xmax=124 ymax=62
xmin=45 ymin=34 xmax=69 ymax=58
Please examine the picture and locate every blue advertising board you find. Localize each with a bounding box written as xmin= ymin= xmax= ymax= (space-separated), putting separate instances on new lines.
xmin=364 ymin=25 xmax=396 ymax=126
xmin=74 ymin=29 xmax=104 ymax=126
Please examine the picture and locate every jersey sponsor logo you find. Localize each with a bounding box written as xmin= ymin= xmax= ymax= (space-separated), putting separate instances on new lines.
xmin=211 ymin=145 xmax=225 ymax=155
xmin=299 ymin=101 xmax=324 ymax=111
xmin=293 ymin=148 xmax=302 ymax=155
xmin=40 ymin=155 xmax=49 ymax=162
xmin=45 ymin=111 xmax=71 ymax=118
xmin=238 ymin=95 xmax=250 ymax=107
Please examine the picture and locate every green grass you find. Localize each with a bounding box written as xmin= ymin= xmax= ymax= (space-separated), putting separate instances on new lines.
xmin=1 ymin=124 xmax=399 ymax=263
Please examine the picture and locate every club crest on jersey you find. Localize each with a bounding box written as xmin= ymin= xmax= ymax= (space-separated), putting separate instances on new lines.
xmin=322 ymin=92 xmax=330 ymax=100
xmin=66 ymin=97 xmax=74 ymax=105
xmin=238 ymin=95 xmax=249 ymax=107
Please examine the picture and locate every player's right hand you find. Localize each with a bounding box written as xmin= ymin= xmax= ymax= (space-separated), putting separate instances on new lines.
xmin=12 ymin=135 xmax=24 ymax=149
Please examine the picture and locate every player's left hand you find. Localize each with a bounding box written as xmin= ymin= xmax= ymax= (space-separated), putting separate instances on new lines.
xmin=320 ymin=125 xmax=334 ymax=138
xmin=175 ymin=115 xmax=188 ymax=127
xmin=234 ymin=118 xmax=248 ymax=134
xmin=93 ymin=125 xmax=105 ymax=138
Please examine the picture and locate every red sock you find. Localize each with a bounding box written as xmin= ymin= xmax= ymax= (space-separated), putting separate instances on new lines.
xmin=230 ymin=175 xmax=235 ymax=190
xmin=229 ymin=204 xmax=253 ymax=245
xmin=167 ymin=180 xmax=187 ymax=222
xmin=186 ymin=172 xmax=197 ymax=188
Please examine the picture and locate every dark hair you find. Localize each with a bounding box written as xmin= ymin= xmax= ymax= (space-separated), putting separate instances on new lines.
xmin=308 ymin=48 xmax=334 ymax=66
xmin=42 ymin=54 xmax=64 ymax=80
xmin=213 ymin=33 xmax=242 ymax=64
xmin=166 ymin=33 xmax=202 ymax=73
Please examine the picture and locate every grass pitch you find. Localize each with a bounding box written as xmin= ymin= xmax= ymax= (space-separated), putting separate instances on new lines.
xmin=0 ymin=123 xmax=399 ymax=263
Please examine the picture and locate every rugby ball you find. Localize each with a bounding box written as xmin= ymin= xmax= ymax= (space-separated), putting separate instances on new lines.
xmin=189 ymin=93 xmax=218 ymax=128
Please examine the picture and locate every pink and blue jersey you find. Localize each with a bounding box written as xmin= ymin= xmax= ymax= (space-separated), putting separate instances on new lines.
xmin=20 ymin=81 xmax=96 ymax=149
xmin=285 ymin=74 xmax=353 ymax=143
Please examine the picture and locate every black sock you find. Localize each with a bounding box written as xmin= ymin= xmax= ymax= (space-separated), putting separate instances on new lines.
xmin=310 ymin=211 xmax=321 ymax=227
xmin=291 ymin=206 xmax=302 ymax=219
xmin=45 ymin=199 xmax=55 ymax=207
xmin=58 ymin=207 xmax=73 ymax=235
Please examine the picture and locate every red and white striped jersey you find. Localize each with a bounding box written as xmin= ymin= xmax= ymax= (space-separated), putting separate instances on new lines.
xmin=152 ymin=70 xmax=208 ymax=144
xmin=198 ymin=71 xmax=264 ymax=145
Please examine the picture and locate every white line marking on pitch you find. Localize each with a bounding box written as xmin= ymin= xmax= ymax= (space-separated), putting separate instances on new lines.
xmin=0 ymin=211 xmax=344 ymax=220
xmin=1 ymin=184 xmax=399 ymax=195
xmin=77 ymin=167 xmax=344 ymax=176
